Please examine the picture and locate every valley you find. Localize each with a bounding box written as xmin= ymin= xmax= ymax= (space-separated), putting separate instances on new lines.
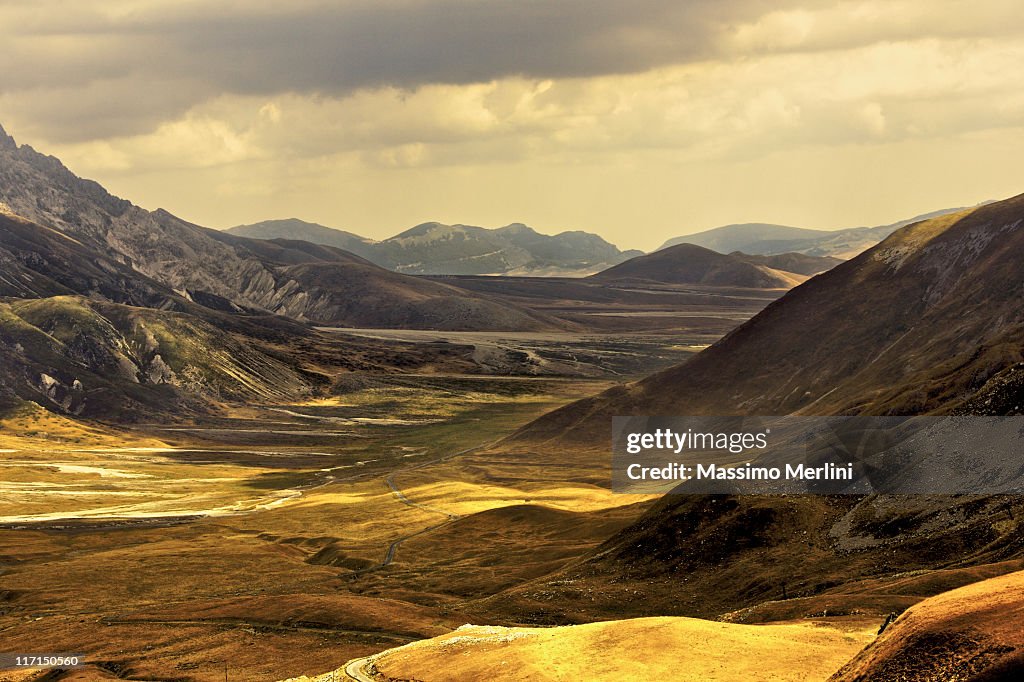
xmin=1 ymin=115 xmax=1022 ymax=682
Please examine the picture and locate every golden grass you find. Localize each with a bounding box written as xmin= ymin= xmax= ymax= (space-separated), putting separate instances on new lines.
xmin=0 ymin=403 xmax=309 ymax=521
xmin=0 ymin=376 xmax=653 ymax=679
xmin=0 ymin=402 xmax=168 ymax=452
xmin=294 ymin=616 xmax=874 ymax=682
xmin=392 ymin=477 xmax=650 ymax=516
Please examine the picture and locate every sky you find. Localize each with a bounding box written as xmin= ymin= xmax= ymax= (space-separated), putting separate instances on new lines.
xmin=1 ymin=0 xmax=1022 ymax=251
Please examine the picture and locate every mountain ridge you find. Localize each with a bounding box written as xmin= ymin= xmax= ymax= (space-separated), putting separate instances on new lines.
xmin=225 ymin=218 xmax=378 ymax=260
xmin=0 ymin=125 xmax=566 ymax=331
xmin=228 ymin=218 xmax=642 ymax=276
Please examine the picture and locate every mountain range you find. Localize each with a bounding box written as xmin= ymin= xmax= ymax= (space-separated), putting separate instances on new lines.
xmin=229 ymin=208 xmax=977 ymax=278
xmin=658 ymin=208 xmax=972 ymax=259
xmin=227 ymin=219 xmax=643 ymax=276
xmin=229 ymin=217 xmax=845 ymax=288
xmin=0 ymin=125 xmax=563 ymax=333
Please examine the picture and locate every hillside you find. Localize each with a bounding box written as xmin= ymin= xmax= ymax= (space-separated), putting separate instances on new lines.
xmin=731 ymin=251 xmax=843 ymax=276
xmin=0 ymin=125 xmax=565 ymax=331
xmin=0 ymin=295 xmax=320 ymax=421
xmin=831 ymin=570 xmax=1024 ymax=680
xmin=589 ymin=243 xmax=804 ymax=288
xmin=480 ymin=192 xmax=1024 ymax=660
xmin=292 ymin=617 xmax=872 ymax=682
xmin=0 ymin=210 xmax=181 ymax=309
xmin=373 ymin=561 xmax=1024 ymax=681
xmin=227 ymin=217 xmax=642 ymax=276
xmin=205 ymin=230 xmax=566 ymax=330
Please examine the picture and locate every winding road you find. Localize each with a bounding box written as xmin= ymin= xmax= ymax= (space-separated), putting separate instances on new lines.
xmin=342 ymin=656 xmax=377 ymax=682
xmin=327 ymin=441 xmax=501 ymax=679
xmin=352 ymin=441 xmax=493 ymax=573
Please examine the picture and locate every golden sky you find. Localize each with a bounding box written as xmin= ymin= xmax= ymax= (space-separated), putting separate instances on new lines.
xmin=2 ymin=0 xmax=1022 ymax=250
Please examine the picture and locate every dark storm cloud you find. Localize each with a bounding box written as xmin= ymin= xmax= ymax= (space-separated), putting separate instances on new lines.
xmin=159 ymin=0 xmax=763 ymax=93
xmin=1 ymin=0 xmax=796 ymax=140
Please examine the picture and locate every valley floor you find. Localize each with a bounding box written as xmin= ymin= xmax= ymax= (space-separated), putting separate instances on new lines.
xmin=0 ymin=371 xmax=654 ymax=681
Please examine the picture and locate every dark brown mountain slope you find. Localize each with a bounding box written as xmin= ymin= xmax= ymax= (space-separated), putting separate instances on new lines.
xmin=0 ymin=210 xmax=179 ymax=308
xmin=731 ymin=251 xmax=843 ymax=276
xmin=589 ymin=243 xmax=803 ymax=288
xmin=201 ymin=229 xmax=567 ymax=330
xmin=519 ymin=194 xmax=1024 ymax=446
xmin=0 ymin=125 xmax=565 ymax=331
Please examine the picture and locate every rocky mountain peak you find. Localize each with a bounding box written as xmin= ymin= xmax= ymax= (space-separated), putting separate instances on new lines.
xmin=496 ymin=222 xmax=536 ymax=235
xmin=0 ymin=123 xmax=17 ymax=151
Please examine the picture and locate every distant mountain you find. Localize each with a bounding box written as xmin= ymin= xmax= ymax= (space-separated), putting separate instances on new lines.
xmin=224 ymin=218 xmax=641 ymax=276
xmin=659 ymin=208 xmax=970 ymax=259
xmin=488 ymin=223 xmax=644 ymax=275
xmin=0 ymin=124 xmax=564 ymax=332
xmin=660 ymin=223 xmax=824 ymax=254
xmin=589 ymin=243 xmax=806 ymax=288
xmin=225 ymin=219 xmax=377 ymax=260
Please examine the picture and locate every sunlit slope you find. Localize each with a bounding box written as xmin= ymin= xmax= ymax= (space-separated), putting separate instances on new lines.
xmin=0 ymin=400 xmax=167 ymax=451
xmin=289 ymin=617 xmax=872 ymax=682
xmin=0 ymin=400 xmax=296 ymax=523
xmin=831 ymin=570 xmax=1024 ymax=681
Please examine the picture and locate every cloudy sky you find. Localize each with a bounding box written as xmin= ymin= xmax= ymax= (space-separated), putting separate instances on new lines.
xmin=2 ymin=0 xmax=1022 ymax=250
